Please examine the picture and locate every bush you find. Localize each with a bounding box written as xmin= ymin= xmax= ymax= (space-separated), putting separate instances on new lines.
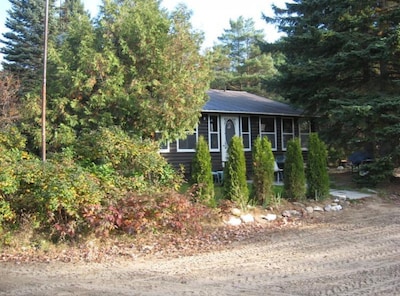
xmin=190 ymin=136 xmax=215 ymax=206
xmin=223 ymin=136 xmax=249 ymax=209
xmin=306 ymin=133 xmax=330 ymax=200
xmin=75 ymin=126 xmax=182 ymax=191
xmin=284 ymin=139 xmax=306 ymax=201
xmin=83 ymin=190 xmax=213 ymax=237
xmin=13 ymin=152 xmax=105 ymax=240
xmin=252 ymin=137 xmax=274 ymax=205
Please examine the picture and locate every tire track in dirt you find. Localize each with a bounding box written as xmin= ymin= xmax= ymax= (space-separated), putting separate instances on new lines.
xmin=0 ymin=198 xmax=399 ymax=295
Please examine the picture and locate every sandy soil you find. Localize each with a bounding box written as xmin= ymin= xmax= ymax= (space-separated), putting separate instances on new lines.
xmin=0 ymin=191 xmax=399 ymax=296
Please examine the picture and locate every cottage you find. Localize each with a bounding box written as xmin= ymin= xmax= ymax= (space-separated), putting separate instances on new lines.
xmin=160 ymin=89 xmax=313 ymax=177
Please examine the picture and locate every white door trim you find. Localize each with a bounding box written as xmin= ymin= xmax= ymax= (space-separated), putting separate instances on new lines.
xmin=221 ymin=116 xmax=239 ymax=163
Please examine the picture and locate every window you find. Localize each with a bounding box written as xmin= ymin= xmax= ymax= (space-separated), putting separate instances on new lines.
xmin=241 ymin=116 xmax=251 ymax=151
xmin=208 ymin=115 xmax=220 ymax=151
xmin=260 ymin=117 xmax=276 ymax=150
xmin=155 ymin=131 xmax=169 ymax=152
xmin=299 ymin=119 xmax=311 ymax=150
xmin=282 ymin=118 xmax=294 ymax=150
xmin=177 ymin=127 xmax=198 ymax=152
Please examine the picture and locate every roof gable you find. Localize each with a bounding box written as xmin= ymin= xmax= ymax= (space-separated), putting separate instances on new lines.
xmin=203 ymin=89 xmax=303 ymax=116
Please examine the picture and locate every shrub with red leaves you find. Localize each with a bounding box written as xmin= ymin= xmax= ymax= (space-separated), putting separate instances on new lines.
xmin=83 ymin=190 xmax=215 ymax=237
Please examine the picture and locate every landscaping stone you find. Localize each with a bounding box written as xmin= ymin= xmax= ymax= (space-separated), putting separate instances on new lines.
xmin=261 ymin=214 xmax=277 ymax=221
xmin=240 ymin=214 xmax=255 ymax=223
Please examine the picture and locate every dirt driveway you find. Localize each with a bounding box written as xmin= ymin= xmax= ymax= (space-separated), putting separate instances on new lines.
xmin=0 ymin=194 xmax=399 ymax=296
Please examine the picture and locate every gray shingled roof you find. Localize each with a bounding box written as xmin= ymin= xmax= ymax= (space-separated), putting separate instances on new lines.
xmin=203 ymin=89 xmax=303 ymax=116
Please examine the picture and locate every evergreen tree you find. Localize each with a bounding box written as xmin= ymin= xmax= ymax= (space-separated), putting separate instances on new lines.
xmin=223 ymin=136 xmax=249 ymax=209
xmin=211 ymin=16 xmax=278 ymax=96
xmin=94 ymin=0 xmax=211 ymax=140
xmin=190 ymin=136 xmax=215 ymax=207
xmin=306 ymin=133 xmax=330 ymax=200
xmin=283 ymin=139 xmax=306 ymax=201
xmin=266 ymin=0 xmax=400 ymax=177
xmin=1 ymin=0 xmax=56 ymax=94
xmin=252 ymin=136 xmax=275 ymax=205
xmin=36 ymin=0 xmax=211 ymax=153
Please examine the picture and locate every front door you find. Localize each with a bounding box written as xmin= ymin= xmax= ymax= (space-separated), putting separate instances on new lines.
xmin=221 ymin=116 xmax=239 ymax=163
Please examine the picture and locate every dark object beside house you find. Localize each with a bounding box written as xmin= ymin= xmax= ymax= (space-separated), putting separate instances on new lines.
xmin=160 ymin=89 xmax=313 ymax=178
xmin=348 ymin=151 xmax=373 ymax=175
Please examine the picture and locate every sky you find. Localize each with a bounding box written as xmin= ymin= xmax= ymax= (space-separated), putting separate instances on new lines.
xmin=0 ymin=0 xmax=288 ymax=64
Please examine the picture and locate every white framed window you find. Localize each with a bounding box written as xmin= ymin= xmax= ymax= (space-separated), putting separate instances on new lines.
xmin=155 ymin=131 xmax=169 ymax=153
xmin=282 ymin=118 xmax=295 ymax=150
xmin=299 ymin=119 xmax=311 ymax=150
xmin=177 ymin=127 xmax=198 ymax=152
xmin=208 ymin=115 xmax=220 ymax=152
xmin=241 ymin=116 xmax=251 ymax=151
xmin=260 ymin=117 xmax=277 ymax=150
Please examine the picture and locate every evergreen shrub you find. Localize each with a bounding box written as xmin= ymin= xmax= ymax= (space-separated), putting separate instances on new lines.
xmin=284 ymin=139 xmax=306 ymax=201
xmin=306 ymin=133 xmax=330 ymax=200
xmin=252 ymin=137 xmax=274 ymax=205
xmin=190 ymin=136 xmax=215 ymax=207
xmin=223 ymin=136 xmax=249 ymax=209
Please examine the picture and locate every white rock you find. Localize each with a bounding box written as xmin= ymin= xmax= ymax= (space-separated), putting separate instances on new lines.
xmin=282 ymin=210 xmax=291 ymax=217
xmin=306 ymin=206 xmax=314 ymax=214
xmin=240 ymin=214 xmax=255 ymax=223
xmin=226 ymin=216 xmax=242 ymax=226
xmin=331 ymin=205 xmax=343 ymax=211
xmin=324 ymin=204 xmax=332 ymax=212
xmin=261 ymin=213 xmax=277 ymax=221
xmin=289 ymin=210 xmax=302 ymax=216
xmin=313 ymin=206 xmax=324 ymax=212
xmin=231 ymin=208 xmax=241 ymax=216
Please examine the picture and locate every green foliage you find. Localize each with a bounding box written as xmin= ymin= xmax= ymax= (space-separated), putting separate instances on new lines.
xmin=190 ymin=136 xmax=215 ymax=207
xmin=252 ymin=137 xmax=275 ymax=205
xmin=210 ymin=16 xmax=278 ymax=96
xmin=306 ymin=133 xmax=330 ymax=200
xmin=13 ymin=154 xmax=105 ymax=240
xmin=223 ymin=136 xmax=249 ymax=209
xmin=266 ymin=1 xmax=400 ymax=180
xmin=1 ymin=0 xmax=57 ymax=94
xmin=353 ymin=157 xmax=394 ymax=187
xmin=284 ymin=139 xmax=306 ymax=201
xmin=75 ymin=126 xmax=182 ymax=191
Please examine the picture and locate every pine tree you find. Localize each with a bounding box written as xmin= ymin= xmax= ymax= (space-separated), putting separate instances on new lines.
xmin=1 ymin=0 xmax=56 ymax=94
xmin=306 ymin=133 xmax=330 ymax=200
xmin=223 ymin=136 xmax=249 ymax=209
xmin=266 ymin=0 xmax=400 ymax=178
xmin=252 ymin=136 xmax=274 ymax=205
xmin=283 ymin=139 xmax=306 ymax=201
xmin=190 ymin=136 xmax=215 ymax=207
xmin=211 ymin=16 xmax=278 ymax=96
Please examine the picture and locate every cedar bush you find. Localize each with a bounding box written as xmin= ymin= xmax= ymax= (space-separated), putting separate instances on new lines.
xmin=223 ymin=136 xmax=249 ymax=209
xmin=252 ymin=137 xmax=275 ymax=205
xmin=283 ymin=138 xmax=306 ymax=201
xmin=306 ymin=133 xmax=330 ymax=200
xmin=190 ymin=136 xmax=215 ymax=207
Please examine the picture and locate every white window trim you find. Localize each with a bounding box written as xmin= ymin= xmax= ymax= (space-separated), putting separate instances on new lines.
xmin=281 ymin=118 xmax=295 ymax=151
xmin=155 ymin=131 xmax=170 ymax=153
xmin=177 ymin=126 xmax=198 ymax=152
xmin=259 ymin=117 xmax=277 ymax=151
xmin=240 ymin=116 xmax=251 ymax=151
xmin=299 ymin=119 xmax=311 ymax=151
xmin=208 ymin=115 xmax=220 ymax=152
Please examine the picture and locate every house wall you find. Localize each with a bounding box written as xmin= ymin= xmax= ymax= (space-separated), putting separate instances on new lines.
xmin=160 ymin=113 xmax=312 ymax=180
